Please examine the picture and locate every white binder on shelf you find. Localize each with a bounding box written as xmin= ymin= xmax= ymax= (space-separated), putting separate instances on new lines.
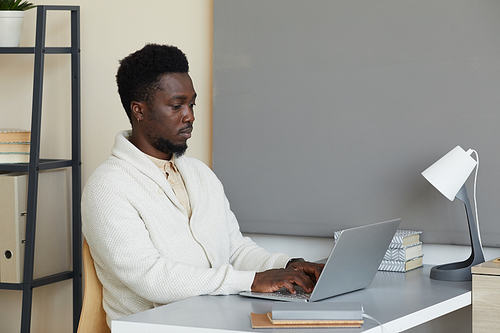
xmin=0 ymin=170 xmax=71 ymax=283
xmin=0 ymin=173 xmax=27 ymax=283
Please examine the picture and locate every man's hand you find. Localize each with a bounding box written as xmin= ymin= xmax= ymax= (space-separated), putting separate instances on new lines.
xmin=251 ymin=261 xmax=325 ymax=294
xmin=286 ymin=261 xmax=324 ymax=284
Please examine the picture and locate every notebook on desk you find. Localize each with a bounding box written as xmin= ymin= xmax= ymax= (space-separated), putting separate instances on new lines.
xmin=239 ymin=218 xmax=401 ymax=302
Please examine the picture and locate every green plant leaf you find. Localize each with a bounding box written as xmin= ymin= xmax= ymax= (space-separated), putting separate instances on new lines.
xmin=0 ymin=0 xmax=35 ymax=10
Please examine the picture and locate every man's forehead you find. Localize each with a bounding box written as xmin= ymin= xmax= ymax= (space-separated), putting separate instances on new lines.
xmin=160 ymin=72 xmax=191 ymax=84
xmin=156 ymin=73 xmax=196 ymax=98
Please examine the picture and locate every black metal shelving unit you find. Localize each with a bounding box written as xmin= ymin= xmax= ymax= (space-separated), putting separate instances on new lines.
xmin=0 ymin=6 xmax=82 ymax=333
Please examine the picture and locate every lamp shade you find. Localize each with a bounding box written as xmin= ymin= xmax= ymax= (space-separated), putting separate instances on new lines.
xmin=422 ymin=146 xmax=477 ymax=201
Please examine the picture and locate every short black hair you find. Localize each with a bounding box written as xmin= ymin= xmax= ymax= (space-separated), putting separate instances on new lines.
xmin=116 ymin=44 xmax=189 ymax=123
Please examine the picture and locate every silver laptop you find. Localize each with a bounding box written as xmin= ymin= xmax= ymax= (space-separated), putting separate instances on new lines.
xmin=239 ymin=218 xmax=401 ymax=302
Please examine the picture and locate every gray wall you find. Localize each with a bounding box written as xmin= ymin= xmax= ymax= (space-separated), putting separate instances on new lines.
xmin=213 ymin=0 xmax=500 ymax=247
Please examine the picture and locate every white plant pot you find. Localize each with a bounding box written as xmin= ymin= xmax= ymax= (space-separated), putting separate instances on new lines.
xmin=0 ymin=11 xmax=25 ymax=47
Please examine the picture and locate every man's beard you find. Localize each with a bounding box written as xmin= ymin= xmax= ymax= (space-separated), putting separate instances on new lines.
xmin=152 ymin=137 xmax=188 ymax=158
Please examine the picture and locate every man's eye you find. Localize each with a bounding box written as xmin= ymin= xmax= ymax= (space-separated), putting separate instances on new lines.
xmin=172 ymin=105 xmax=182 ymax=110
xmin=189 ymin=103 xmax=196 ymax=108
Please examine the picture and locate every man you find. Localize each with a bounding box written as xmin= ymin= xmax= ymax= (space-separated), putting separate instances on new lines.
xmin=82 ymin=44 xmax=323 ymax=325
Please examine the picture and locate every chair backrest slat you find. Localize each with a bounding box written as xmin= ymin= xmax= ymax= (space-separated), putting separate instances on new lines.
xmin=77 ymin=239 xmax=110 ymax=333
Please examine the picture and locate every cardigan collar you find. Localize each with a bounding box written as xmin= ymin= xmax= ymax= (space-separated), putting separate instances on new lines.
xmin=111 ymin=130 xmax=195 ymax=217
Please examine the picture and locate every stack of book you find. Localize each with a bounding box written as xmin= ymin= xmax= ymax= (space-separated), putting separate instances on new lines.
xmin=334 ymin=228 xmax=423 ymax=273
xmin=0 ymin=129 xmax=31 ymax=164
xmin=378 ymin=229 xmax=423 ymax=272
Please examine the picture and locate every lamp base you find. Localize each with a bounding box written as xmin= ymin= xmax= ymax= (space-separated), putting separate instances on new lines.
xmin=430 ymin=255 xmax=479 ymax=281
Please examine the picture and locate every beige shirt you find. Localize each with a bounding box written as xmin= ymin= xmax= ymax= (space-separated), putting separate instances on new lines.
xmin=147 ymin=155 xmax=192 ymax=218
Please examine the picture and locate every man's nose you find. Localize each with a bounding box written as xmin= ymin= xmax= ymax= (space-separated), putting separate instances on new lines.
xmin=183 ymin=108 xmax=195 ymax=123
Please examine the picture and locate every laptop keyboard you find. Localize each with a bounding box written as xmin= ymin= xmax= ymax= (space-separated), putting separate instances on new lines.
xmin=266 ymin=286 xmax=311 ymax=300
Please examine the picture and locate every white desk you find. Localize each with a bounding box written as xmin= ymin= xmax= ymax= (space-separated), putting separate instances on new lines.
xmin=112 ymin=266 xmax=471 ymax=333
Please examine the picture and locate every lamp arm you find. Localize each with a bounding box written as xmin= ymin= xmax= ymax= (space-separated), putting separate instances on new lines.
xmin=430 ymin=184 xmax=485 ymax=281
xmin=455 ymin=185 xmax=484 ymax=263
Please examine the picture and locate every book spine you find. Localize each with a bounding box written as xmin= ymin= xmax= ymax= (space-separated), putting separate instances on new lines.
xmin=378 ymin=261 xmax=407 ymax=272
xmin=378 ymin=256 xmax=423 ymax=273
xmin=384 ymin=243 xmax=422 ymax=261
xmin=0 ymin=129 xmax=31 ymax=143
xmin=391 ymin=230 xmax=421 ymax=243
xmin=335 ymin=229 xmax=422 ymax=244
xmin=0 ymin=143 xmax=30 ymax=153
xmin=384 ymin=248 xmax=407 ymax=261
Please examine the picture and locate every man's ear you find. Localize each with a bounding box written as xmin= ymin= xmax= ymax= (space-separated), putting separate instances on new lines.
xmin=131 ymin=101 xmax=145 ymax=123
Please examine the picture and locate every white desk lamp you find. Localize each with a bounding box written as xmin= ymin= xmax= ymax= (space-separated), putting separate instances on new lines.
xmin=422 ymin=146 xmax=484 ymax=281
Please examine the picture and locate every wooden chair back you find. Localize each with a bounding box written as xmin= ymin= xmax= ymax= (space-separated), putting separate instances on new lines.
xmin=77 ymin=239 xmax=111 ymax=333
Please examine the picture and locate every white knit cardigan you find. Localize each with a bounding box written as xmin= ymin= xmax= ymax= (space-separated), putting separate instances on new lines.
xmin=82 ymin=130 xmax=290 ymax=324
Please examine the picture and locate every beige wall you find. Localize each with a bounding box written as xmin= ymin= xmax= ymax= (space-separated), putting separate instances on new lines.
xmin=0 ymin=1 xmax=213 ymax=332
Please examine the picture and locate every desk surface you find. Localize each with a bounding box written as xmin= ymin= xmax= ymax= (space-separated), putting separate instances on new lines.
xmin=112 ymin=266 xmax=471 ymax=333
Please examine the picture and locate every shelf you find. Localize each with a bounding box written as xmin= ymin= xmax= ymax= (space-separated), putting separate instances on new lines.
xmin=0 ymin=282 xmax=23 ymax=290
xmin=33 ymin=271 xmax=74 ymax=288
xmin=0 ymin=47 xmax=72 ymax=54
xmin=0 ymin=271 xmax=73 ymax=290
xmin=0 ymin=159 xmax=74 ymax=172
xmin=0 ymin=5 xmax=82 ymax=333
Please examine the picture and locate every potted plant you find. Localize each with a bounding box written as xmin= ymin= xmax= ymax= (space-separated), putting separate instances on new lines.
xmin=0 ymin=0 xmax=36 ymax=47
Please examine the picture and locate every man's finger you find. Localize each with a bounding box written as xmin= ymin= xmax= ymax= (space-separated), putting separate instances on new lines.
xmin=282 ymin=279 xmax=296 ymax=294
xmin=289 ymin=272 xmax=314 ymax=293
